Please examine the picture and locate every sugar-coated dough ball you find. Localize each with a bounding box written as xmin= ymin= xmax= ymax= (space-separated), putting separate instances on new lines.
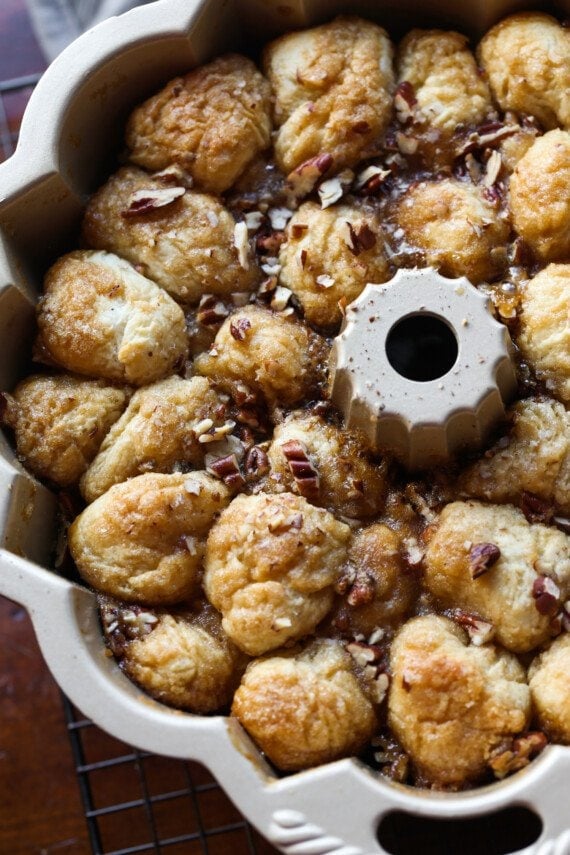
xmin=232 ymin=638 xmax=376 ymax=770
xmin=267 ymin=411 xmax=387 ymax=519
xmin=529 ymin=634 xmax=570 ymax=743
xmin=388 ymin=615 xmax=530 ymax=788
xmin=1 ymin=374 xmax=128 ymax=487
xmin=103 ymin=600 xmax=247 ymax=713
xmin=82 ymin=167 xmax=260 ymax=305
xmin=424 ymin=501 xmax=570 ymax=652
xmin=459 ymin=398 xmax=570 ymax=515
xmin=204 ymin=492 xmax=351 ymax=655
xmin=328 ymin=524 xmax=418 ymax=639
xmin=395 ymin=179 xmax=509 ymax=283
xmin=509 ymin=130 xmax=570 ymax=262
xmin=397 ymin=30 xmax=492 ymax=132
xmin=264 ymin=16 xmax=394 ymax=174
xmin=517 ymin=265 xmax=570 ymax=400
xmin=69 ymin=472 xmax=230 ymax=604
xmin=478 ymin=13 xmax=570 ymax=131
xmin=80 ymin=375 xmax=226 ymax=503
xmin=278 ymin=202 xmax=390 ymax=329
xmin=126 ymin=55 xmax=272 ymax=194
xmin=35 ymin=251 xmax=188 ymax=386
xmin=194 ymin=306 xmax=328 ymax=406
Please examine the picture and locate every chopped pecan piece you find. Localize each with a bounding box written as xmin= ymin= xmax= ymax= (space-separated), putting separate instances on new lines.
xmin=346 ymin=568 xmax=377 ymax=607
xmin=469 ymin=542 xmax=501 ymax=579
xmin=197 ymin=294 xmax=229 ymax=327
xmin=206 ymin=453 xmax=245 ymax=489
xmin=280 ymin=439 xmax=320 ymax=501
xmin=230 ymin=318 xmax=252 ymax=341
xmin=344 ymin=221 xmax=377 ymax=256
xmin=286 ymin=153 xmax=333 ymax=199
xmin=394 ymin=81 xmax=417 ymax=123
xmin=245 ymin=445 xmax=270 ymax=478
xmin=122 ymin=186 xmax=185 ymax=217
xmin=520 ymin=492 xmax=553 ymax=524
xmin=489 ymin=732 xmax=548 ymax=779
xmin=532 ymin=575 xmax=561 ymax=617
xmin=452 ymin=610 xmax=495 ymax=646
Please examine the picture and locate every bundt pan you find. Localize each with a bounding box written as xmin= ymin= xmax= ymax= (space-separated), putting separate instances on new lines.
xmin=0 ymin=0 xmax=569 ymax=851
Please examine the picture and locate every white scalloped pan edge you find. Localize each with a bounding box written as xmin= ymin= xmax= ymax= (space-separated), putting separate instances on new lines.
xmin=0 ymin=1 xmax=569 ymax=852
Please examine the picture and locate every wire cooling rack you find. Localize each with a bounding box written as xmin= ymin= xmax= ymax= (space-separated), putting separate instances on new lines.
xmin=62 ymin=697 xmax=277 ymax=855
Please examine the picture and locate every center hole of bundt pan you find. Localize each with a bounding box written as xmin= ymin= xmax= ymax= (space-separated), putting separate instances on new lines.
xmin=385 ymin=313 xmax=459 ymax=382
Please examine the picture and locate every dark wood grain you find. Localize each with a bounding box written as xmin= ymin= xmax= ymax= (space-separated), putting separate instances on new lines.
xmin=0 ymin=596 xmax=89 ymax=855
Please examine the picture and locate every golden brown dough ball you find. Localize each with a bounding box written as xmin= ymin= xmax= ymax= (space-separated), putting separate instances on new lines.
xmin=80 ymin=375 xmax=227 ymax=503
xmin=204 ymin=492 xmax=351 ymax=655
xmin=424 ymin=501 xmax=570 ymax=653
xmin=388 ymin=615 xmax=530 ymax=788
xmin=102 ymin=600 xmax=247 ymax=713
xmin=394 ymin=178 xmax=509 ymax=283
xmin=278 ymin=202 xmax=390 ymax=329
xmin=232 ymin=638 xmax=376 ymax=771
xmin=263 ymin=16 xmax=394 ymax=175
xmin=69 ymin=472 xmax=230 ymax=604
xmin=35 ymin=251 xmax=187 ymax=386
xmin=126 ymin=54 xmax=272 ymax=194
xmin=82 ymin=167 xmax=260 ymax=305
xmin=459 ymin=398 xmax=570 ymax=515
xmin=516 ymin=266 xmax=570 ymax=401
xmin=397 ymin=30 xmax=492 ymax=132
xmin=194 ymin=306 xmax=328 ymax=407
xmin=509 ymin=130 xmax=570 ymax=262
xmin=529 ymin=634 xmax=570 ymax=743
xmin=328 ymin=524 xmax=418 ymax=639
xmin=1 ymin=374 xmax=128 ymax=487
xmin=477 ymin=13 xmax=570 ymax=131
xmin=266 ymin=411 xmax=387 ymax=519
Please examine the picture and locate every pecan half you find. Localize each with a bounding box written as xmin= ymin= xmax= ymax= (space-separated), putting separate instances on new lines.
xmin=280 ymin=439 xmax=320 ymax=501
xmin=469 ymin=542 xmax=501 ymax=579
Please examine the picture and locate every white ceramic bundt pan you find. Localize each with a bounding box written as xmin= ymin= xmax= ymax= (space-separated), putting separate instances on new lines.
xmin=1 ymin=0 xmax=569 ymax=851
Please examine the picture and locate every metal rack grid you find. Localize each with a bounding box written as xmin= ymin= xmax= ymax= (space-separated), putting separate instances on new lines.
xmin=62 ymin=697 xmax=276 ymax=855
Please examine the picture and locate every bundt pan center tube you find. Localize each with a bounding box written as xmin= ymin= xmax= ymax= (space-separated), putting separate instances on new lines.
xmin=0 ymin=0 xmax=570 ymax=852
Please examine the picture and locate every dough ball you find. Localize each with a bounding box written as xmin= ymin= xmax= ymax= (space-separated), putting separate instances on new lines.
xmin=232 ymin=638 xmax=376 ymax=770
xmin=267 ymin=410 xmax=387 ymax=519
xmin=397 ymin=29 xmax=492 ymax=132
xmin=35 ymin=251 xmax=188 ymax=386
xmin=328 ymin=524 xmax=418 ymax=639
xmin=194 ymin=306 xmax=328 ymax=407
xmin=529 ymin=634 xmax=570 ymax=743
xmin=394 ymin=178 xmax=509 ymax=283
xmin=459 ymin=398 xmax=570 ymax=515
xmin=126 ymin=54 xmax=272 ymax=194
xmin=204 ymin=492 xmax=351 ymax=655
xmin=509 ymin=130 xmax=570 ymax=262
xmin=1 ymin=374 xmax=128 ymax=487
xmin=388 ymin=615 xmax=530 ymax=788
xmin=478 ymin=13 xmax=570 ymax=131
xmin=82 ymin=166 xmax=260 ymax=305
xmin=101 ymin=598 xmax=247 ymax=713
xmin=69 ymin=471 xmax=230 ymax=604
xmin=517 ymin=265 xmax=570 ymax=401
xmin=424 ymin=501 xmax=570 ymax=653
xmin=80 ymin=375 xmax=227 ymax=503
xmin=278 ymin=201 xmax=390 ymax=329
xmin=264 ymin=16 xmax=394 ymax=175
